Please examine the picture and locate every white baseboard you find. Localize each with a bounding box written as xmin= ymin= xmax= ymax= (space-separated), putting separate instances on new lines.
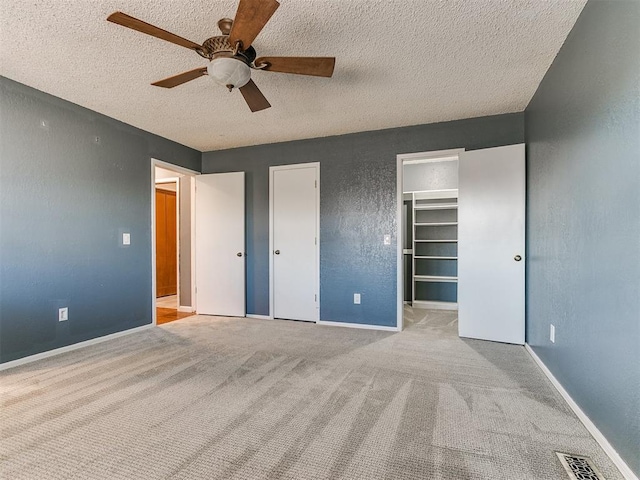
xmin=247 ymin=315 xmax=397 ymax=332
xmin=317 ymin=320 xmax=399 ymax=332
xmin=0 ymin=324 xmax=154 ymax=372
xmin=525 ymin=344 xmax=638 ymax=480
xmin=412 ymin=300 xmax=458 ymax=311
xmin=246 ymin=314 xmax=274 ymax=320
xmin=178 ymin=306 xmax=195 ymax=313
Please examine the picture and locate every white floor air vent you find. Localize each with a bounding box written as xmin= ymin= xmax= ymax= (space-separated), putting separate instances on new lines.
xmin=556 ymin=452 xmax=606 ymax=480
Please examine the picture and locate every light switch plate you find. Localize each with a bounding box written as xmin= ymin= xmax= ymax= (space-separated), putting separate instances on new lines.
xmin=550 ymin=324 xmax=555 ymax=343
xmin=122 ymin=233 xmax=131 ymax=245
xmin=354 ymin=293 xmax=361 ymax=304
xmin=59 ymin=307 xmax=68 ymax=322
xmin=383 ymin=234 xmax=391 ymax=245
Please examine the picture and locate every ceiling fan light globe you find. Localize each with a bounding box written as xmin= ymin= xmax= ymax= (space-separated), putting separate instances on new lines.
xmin=207 ymin=58 xmax=251 ymax=89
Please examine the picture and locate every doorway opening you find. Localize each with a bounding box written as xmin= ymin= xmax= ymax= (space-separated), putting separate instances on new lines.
xmin=151 ymin=159 xmax=198 ymax=325
xmin=397 ymin=145 xmax=526 ymax=343
xmin=396 ymin=149 xmax=464 ymax=331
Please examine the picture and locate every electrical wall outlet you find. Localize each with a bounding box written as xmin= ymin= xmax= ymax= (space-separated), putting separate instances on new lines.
xmin=354 ymin=293 xmax=361 ymax=304
xmin=59 ymin=307 xmax=68 ymax=322
xmin=122 ymin=233 xmax=131 ymax=245
xmin=550 ymin=324 xmax=555 ymax=343
xmin=383 ymin=234 xmax=391 ymax=245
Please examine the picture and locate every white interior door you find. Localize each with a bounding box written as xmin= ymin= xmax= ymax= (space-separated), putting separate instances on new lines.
xmin=458 ymin=144 xmax=525 ymax=344
xmin=271 ymin=164 xmax=319 ymax=322
xmin=195 ymin=172 xmax=245 ymax=317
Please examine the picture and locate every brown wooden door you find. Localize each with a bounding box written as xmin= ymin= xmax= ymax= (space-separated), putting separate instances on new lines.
xmin=156 ymin=188 xmax=177 ymax=297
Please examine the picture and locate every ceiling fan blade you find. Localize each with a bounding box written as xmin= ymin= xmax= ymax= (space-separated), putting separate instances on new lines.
xmin=152 ymin=68 xmax=208 ymax=88
xmin=107 ymin=12 xmax=201 ymax=51
xmin=228 ymin=0 xmax=280 ymax=51
xmin=254 ymin=57 xmax=335 ymax=77
xmin=239 ymin=79 xmax=271 ymax=112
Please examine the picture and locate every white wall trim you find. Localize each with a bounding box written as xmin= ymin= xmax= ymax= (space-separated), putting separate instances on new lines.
xmin=269 ymin=162 xmax=320 ymax=323
xmin=152 ymin=159 xmax=198 ymax=321
xmin=397 ymin=148 xmax=465 ymax=164
xmin=155 ymin=177 xmax=181 ymax=308
xmin=317 ymin=320 xmax=399 ymax=332
xmin=250 ymin=316 xmax=395 ymax=331
xmin=412 ymin=300 xmax=458 ymax=311
xmin=151 ymin=161 xmax=158 ymax=326
xmin=155 ymin=178 xmax=180 ymax=185
xmin=0 ymin=325 xmax=154 ymax=372
xmin=190 ymin=176 xmax=197 ymax=312
xmin=153 ymin=158 xmax=200 ymax=176
xmin=525 ymin=344 xmax=638 ymax=480
xmin=402 ymin=155 xmax=460 ymax=165
xmin=396 ymin=155 xmax=404 ymax=332
xmin=178 ymin=306 xmax=195 ymax=313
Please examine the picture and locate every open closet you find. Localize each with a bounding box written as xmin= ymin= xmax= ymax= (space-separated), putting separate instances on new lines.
xmin=400 ymin=144 xmax=526 ymax=344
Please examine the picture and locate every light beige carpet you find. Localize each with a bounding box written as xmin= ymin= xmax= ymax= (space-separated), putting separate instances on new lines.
xmin=0 ymin=308 xmax=623 ymax=479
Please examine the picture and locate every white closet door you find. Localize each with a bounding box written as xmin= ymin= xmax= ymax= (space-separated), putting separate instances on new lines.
xmin=458 ymin=144 xmax=525 ymax=344
xmin=195 ymin=172 xmax=245 ymax=317
xmin=271 ymin=164 xmax=319 ymax=322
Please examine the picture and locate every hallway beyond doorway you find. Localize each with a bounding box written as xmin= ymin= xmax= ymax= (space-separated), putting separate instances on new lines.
xmin=156 ymin=295 xmax=192 ymax=325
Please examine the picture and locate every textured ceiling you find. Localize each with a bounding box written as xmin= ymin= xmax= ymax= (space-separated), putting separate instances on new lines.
xmin=0 ymin=0 xmax=586 ymax=152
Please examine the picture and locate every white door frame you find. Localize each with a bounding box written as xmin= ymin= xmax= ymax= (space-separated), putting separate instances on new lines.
xmin=155 ymin=178 xmax=180 ymax=309
xmin=269 ymin=162 xmax=320 ymax=322
xmin=395 ymin=148 xmax=465 ymax=331
xmin=151 ymin=158 xmax=199 ymax=326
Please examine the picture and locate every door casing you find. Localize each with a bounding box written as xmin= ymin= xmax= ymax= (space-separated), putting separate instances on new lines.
xmin=395 ymin=149 xmax=465 ymax=331
xmin=151 ymin=158 xmax=199 ymax=326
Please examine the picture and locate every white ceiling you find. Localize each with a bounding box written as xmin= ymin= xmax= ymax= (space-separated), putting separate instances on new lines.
xmin=0 ymin=0 xmax=586 ymax=152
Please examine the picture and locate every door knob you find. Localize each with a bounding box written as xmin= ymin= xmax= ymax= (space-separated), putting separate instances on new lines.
xmin=274 ymin=250 xmax=280 ymax=255
xmin=514 ymin=255 xmax=522 ymax=262
xmin=237 ymin=252 xmax=243 ymax=257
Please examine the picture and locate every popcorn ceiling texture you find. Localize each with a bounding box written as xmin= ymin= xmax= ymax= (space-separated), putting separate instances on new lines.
xmin=0 ymin=0 xmax=586 ymax=151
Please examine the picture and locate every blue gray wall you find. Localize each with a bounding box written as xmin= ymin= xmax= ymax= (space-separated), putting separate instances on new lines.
xmin=0 ymin=76 xmax=200 ymax=363
xmin=202 ymin=114 xmax=524 ymax=326
xmin=525 ymin=1 xmax=640 ymax=475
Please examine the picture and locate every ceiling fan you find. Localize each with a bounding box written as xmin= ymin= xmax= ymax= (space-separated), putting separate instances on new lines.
xmin=107 ymin=0 xmax=335 ymax=112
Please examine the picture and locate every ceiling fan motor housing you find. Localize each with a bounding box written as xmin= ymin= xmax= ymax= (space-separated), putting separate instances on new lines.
xmin=198 ymin=35 xmax=258 ymax=90
xmin=198 ymin=35 xmax=257 ymax=65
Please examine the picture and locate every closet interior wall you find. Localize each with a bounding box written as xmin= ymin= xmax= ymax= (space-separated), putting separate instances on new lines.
xmin=403 ymin=156 xmax=459 ymax=310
